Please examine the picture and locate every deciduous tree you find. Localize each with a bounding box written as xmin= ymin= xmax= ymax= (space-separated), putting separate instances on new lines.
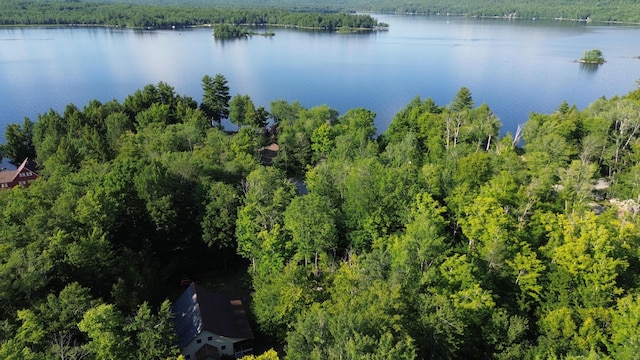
xmin=78 ymin=304 xmax=130 ymax=360
xmin=284 ymin=193 xmax=337 ymax=276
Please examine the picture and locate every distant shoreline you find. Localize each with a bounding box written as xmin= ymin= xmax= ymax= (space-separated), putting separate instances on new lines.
xmin=3 ymin=10 xmax=640 ymax=29
xmin=362 ymin=11 xmax=640 ymax=25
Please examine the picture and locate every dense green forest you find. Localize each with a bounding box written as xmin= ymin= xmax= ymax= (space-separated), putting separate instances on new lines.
xmin=2 ymin=0 xmax=640 ymax=24
xmin=2 ymin=72 xmax=640 ymax=358
xmin=0 ymin=1 xmax=383 ymax=29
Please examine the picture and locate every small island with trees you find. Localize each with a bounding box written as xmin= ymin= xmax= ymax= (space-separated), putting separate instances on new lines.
xmin=578 ymin=49 xmax=606 ymax=64
xmin=213 ymin=23 xmax=275 ymax=39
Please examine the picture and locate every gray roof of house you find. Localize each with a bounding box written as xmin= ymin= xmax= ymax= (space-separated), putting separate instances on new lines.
xmin=172 ymin=283 xmax=254 ymax=349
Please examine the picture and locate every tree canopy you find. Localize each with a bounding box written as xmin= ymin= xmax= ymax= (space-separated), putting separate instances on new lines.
xmin=3 ymin=75 xmax=640 ymax=359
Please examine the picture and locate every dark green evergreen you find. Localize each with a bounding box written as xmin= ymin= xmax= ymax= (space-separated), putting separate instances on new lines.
xmin=201 ymin=74 xmax=231 ymax=127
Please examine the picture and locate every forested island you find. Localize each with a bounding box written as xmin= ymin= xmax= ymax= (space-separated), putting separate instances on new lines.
xmin=579 ymin=49 xmax=606 ymax=65
xmin=212 ymin=23 xmax=275 ymax=39
xmin=2 ymin=71 xmax=640 ymax=358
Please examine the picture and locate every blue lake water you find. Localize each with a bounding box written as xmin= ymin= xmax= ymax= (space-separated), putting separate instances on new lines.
xmin=1 ymin=15 xmax=640 ymax=140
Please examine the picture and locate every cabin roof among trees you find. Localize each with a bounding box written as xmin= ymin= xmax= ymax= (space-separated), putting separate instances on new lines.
xmin=0 ymin=158 xmax=37 ymax=184
xmin=172 ymin=283 xmax=254 ymax=349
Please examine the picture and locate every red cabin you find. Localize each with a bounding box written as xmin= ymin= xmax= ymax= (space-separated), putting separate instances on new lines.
xmin=0 ymin=158 xmax=39 ymax=190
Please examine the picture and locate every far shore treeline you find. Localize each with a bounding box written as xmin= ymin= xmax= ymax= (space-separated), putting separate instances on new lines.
xmin=3 ymin=0 xmax=640 ymax=26
xmin=3 ymin=73 xmax=640 ymax=358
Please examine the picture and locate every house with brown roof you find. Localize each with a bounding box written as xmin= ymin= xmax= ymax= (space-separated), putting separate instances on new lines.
xmin=0 ymin=158 xmax=38 ymax=190
xmin=173 ymin=283 xmax=254 ymax=360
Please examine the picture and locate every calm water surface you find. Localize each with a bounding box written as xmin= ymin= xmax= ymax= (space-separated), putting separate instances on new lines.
xmin=1 ymin=15 xmax=640 ymax=139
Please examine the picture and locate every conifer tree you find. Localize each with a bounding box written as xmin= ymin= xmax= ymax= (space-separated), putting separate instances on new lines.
xmin=200 ymin=74 xmax=231 ymax=127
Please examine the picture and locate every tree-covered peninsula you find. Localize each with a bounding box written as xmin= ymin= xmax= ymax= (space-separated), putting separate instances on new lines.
xmin=0 ymin=1 xmax=384 ymax=30
xmin=2 ymin=74 xmax=640 ymax=358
